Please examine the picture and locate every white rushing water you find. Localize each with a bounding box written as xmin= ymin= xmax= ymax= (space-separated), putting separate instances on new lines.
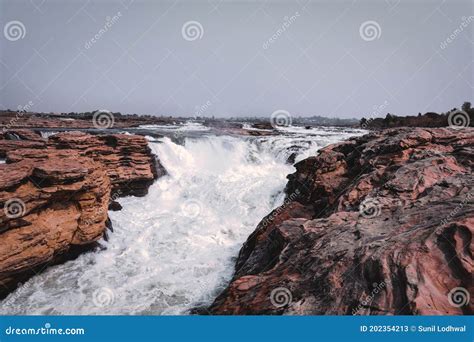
xmin=1 ymin=127 xmax=364 ymax=315
xmin=40 ymin=131 xmax=60 ymax=139
xmin=139 ymin=122 xmax=210 ymax=131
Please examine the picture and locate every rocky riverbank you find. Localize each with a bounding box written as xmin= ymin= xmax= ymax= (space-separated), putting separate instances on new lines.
xmin=0 ymin=110 xmax=179 ymax=129
xmin=0 ymin=130 xmax=164 ymax=298
xmin=208 ymin=127 xmax=473 ymax=315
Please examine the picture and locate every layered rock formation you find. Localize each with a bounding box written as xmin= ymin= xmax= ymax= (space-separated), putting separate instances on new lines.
xmin=360 ymin=105 xmax=474 ymax=129
xmin=0 ymin=130 xmax=164 ymax=298
xmin=0 ymin=110 xmax=181 ymax=129
xmin=209 ymin=128 xmax=473 ymax=315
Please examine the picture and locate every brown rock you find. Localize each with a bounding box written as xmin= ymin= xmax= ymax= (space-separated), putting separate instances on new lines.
xmin=48 ymin=132 xmax=163 ymax=196
xmin=0 ymin=110 xmax=182 ymax=129
xmin=0 ymin=130 xmax=164 ymax=298
xmin=209 ymin=128 xmax=473 ymax=315
xmin=0 ymin=154 xmax=110 ymax=297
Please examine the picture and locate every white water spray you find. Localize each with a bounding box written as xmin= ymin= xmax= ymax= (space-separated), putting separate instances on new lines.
xmin=0 ymin=128 xmax=364 ymax=314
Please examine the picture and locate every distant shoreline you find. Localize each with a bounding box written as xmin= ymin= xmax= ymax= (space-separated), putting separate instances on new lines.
xmin=2 ymin=102 xmax=472 ymax=131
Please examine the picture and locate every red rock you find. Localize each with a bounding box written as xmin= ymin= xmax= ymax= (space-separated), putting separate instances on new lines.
xmin=48 ymin=132 xmax=162 ymax=196
xmin=0 ymin=130 xmax=164 ymax=298
xmin=0 ymin=111 xmax=180 ymax=129
xmin=209 ymin=128 xmax=473 ymax=315
xmin=0 ymin=129 xmax=44 ymax=141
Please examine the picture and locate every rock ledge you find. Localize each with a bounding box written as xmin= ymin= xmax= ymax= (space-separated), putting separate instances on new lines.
xmin=209 ymin=128 xmax=473 ymax=315
xmin=0 ymin=130 xmax=164 ymax=298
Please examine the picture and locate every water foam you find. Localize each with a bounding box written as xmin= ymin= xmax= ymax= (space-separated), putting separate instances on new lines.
xmin=0 ymin=129 xmax=363 ymax=314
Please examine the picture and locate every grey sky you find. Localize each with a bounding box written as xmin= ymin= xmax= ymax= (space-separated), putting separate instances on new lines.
xmin=0 ymin=0 xmax=473 ymax=118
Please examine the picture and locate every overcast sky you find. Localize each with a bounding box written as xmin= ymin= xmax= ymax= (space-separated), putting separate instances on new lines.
xmin=0 ymin=0 xmax=472 ymax=118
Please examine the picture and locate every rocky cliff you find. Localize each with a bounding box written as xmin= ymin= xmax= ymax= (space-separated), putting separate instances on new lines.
xmin=0 ymin=130 xmax=164 ymax=298
xmin=208 ymin=128 xmax=473 ymax=315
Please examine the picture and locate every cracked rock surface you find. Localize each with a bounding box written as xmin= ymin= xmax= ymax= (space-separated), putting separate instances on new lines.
xmin=209 ymin=128 xmax=473 ymax=315
xmin=0 ymin=130 xmax=164 ymax=298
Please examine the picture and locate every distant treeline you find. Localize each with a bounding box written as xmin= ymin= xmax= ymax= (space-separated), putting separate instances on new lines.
xmin=360 ymin=102 xmax=473 ymax=129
